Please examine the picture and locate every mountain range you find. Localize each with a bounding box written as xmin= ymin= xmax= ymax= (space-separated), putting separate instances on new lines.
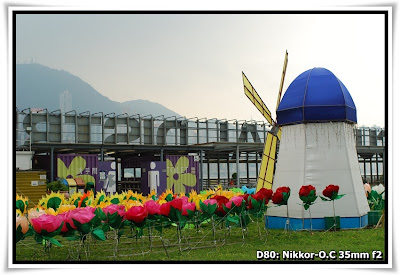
xmin=16 ymin=63 xmax=181 ymax=118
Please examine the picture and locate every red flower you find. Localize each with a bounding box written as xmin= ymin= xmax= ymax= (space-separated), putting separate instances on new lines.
xmin=144 ymin=200 xmax=161 ymax=216
xmin=323 ymin=185 xmax=339 ymax=199
xmin=212 ymin=195 xmax=229 ymax=217
xmin=256 ymin=188 xmax=273 ymax=203
xmin=276 ymin=186 xmax=290 ymax=194
xmin=170 ymin=198 xmax=183 ymax=211
xmin=271 ymin=192 xmax=284 ymax=205
xmin=125 ymin=206 xmax=148 ymax=224
xmin=299 ymin=185 xmax=316 ymax=197
xmin=182 ymin=202 xmax=196 ymax=216
xmin=159 ymin=202 xmax=171 ymax=216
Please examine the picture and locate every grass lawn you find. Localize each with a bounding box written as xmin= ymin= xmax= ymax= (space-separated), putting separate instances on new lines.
xmin=15 ymin=220 xmax=386 ymax=263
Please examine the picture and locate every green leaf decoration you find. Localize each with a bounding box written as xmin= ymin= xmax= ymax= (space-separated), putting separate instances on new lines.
xmin=208 ymin=203 xmax=217 ymax=215
xmin=73 ymin=219 xmax=91 ymax=235
xmin=335 ymin=194 xmax=345 ymax=200
xmin=73 ymin=197 xmax=81 ymax=208
xmin=227 ymin=215 xmax=240 ymax=225
xmin=282 ymin=192 xmax=290 ymax=204
xmin=16 ymin=201 xmax=25 ymax=213
xmin=16 ymin=225 xmax=24 ymax=243
xmin=187 ymin=209 xmax=195 ymax=219
xmin=80 ymin=197 xmax=89 ymax=207
xmin=65 ymin=235 xmax=80 ymax=241
xmin=199 ymin=201 xmax=208 ymax=213
xmin=250 ymin=197 xmax=260 ymax=210
xmin=48 ymin=237 xmax=62 ymax=247
xmin=303 ymin=203 xmax=310 ymax=210
xmin=110 ymin=198 xmax=120 ymax=204
xmin=47 ymin=197 xmax=62 ymax=210
xmin=319 ymin=196 xmax=331 ymax=201
xmin=300 ymin=196 xmax=308 ymax=203
xmin=91 ymin=228 xmax=106 ymax=241
xmin=165 ymin=194 xmax=173 ymax=202
xmin=102 ymin=223 xmax=110 ymax=233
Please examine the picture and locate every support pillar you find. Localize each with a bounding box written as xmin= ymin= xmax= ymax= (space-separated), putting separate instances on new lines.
xmin=50 ymin=147 xmax=54 ymax=182
xmin=236 ymin=145 xmax=240 ymax=188
xmin=200 ymin=150 xmax=204 ymax=191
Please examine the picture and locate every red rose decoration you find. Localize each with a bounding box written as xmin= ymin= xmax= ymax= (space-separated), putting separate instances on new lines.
xmin=321 ymin=185 xmax=344 ymax=201
xmin=276 ymin=186 xmax=290 ymax=194
xmin=322 ymin=185 xmax=340 ymax=199
xmin=298 ymin=185 xmax=317 ymax=210
xmin=125 ymin=206 xmax=148 ymax=224
xmin=170 ymin=198 xmax=183 ymax=211
xmin=271 ymin=186 xmax=291 ymax=206
xmin=159 ymin=202 xmax=171 ymax=217
xmin=272 ymin=192 xmax=284 ymax=204
xmin=256 ymin=188 xmax=273 ymax=204
xmin=212 ymin=195 xmax=229 ymax=217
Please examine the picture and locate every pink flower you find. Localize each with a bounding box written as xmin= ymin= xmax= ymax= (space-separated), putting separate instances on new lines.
xmin=180 ymin=196 xmax=189 ymax=204
xmin=31 ymin=214 xmax=63 ymax=234
xmin=67 ymin=208 xmax=96 ymax=229
xmin=144 ymin=200 xmax=160 ymax=216
xmin=182 ymin=202 xmax=196 ymax=216
xmin=102 ymin=204 xmax=125 ymax=217
xmin=159 ymin=202 xmax=171 ymax=216
xmin=56 ymin=212 xmax=70 ymax=233
xmin=16 ymin=215 xmax=29 ymax=234
xmin=202 ymin=199 xmax=217 ymax=206
xmin=125 ymin=206 xmax=148 ymax=224
xmin=28 ymin=209 xmax=45 ymax=224
xmin=84 ymin=206 xmax=96 ymax=213
xmin=226 ymin=196 xmax=244 ymax=209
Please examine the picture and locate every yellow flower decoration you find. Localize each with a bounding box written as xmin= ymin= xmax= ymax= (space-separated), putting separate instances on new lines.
xmin=166 ymin=156 xmax=196 ymax=193
xmin=45 ymin=207 xmax=58 ymax=215
xmin=123 ymin=190 xmax=146 ymax=204
xmin=159 ymin=189 xmax=174 ymax=201
xmin=38 ymin=191 xmax=65 ymax=210
xmin=147 ymin=189 xmax=157 ymax=200
xmin=109 ymin=193 xmax=124 ymax=205
xmin=16 ymin=209 xmax=23 ymax=217
xmin=58 ymin=204 xmax=76 ymax=213
xmin=16 ymin=194 xmax=29 ymax=214
xmin=94 ymin=190 xmax=108 ymax=206
xmin=124 ymin=200 xmax=143 ymax=210
xmin=68 ymin=192 xmax=83 ymax=206
xmin=98 ymin=201 xmax=112 ymax=209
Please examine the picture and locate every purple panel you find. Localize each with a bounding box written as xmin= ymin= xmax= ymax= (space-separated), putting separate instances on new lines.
xmin=141 ymin=161 xmax=167 ymax=196
xmin=56 ymin=154 xmax=99 ymax=186
xmin=166 ymin=155 xmax=199 ymax=194
xmin=97 ymin=161 xmax=116 ymax=195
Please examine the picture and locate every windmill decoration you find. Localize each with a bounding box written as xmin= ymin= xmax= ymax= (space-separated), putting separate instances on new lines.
xmin=242 ymin=51 xmax=288 ymax=191
xmin=242 ymin=52 xmax=370 ymax=230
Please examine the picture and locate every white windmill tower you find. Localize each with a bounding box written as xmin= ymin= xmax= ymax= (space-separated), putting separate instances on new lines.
xmin=243 ymin=53 xmax=369 ymax=230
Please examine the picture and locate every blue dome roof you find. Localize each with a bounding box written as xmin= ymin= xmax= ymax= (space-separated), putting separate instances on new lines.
xmin=276 ymin=67 xmax=357 ymax=126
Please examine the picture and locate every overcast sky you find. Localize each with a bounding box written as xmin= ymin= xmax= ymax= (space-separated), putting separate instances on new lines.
xmin=16 ymin=12 xmax=386 ymax=127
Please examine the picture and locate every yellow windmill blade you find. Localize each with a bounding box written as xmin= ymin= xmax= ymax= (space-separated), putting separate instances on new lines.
xmin=276 ymin=50 xmax=289 ymax=111
xmin=242 ymin=72 xmax=274 ymax=125
xmin=256 ymin=132 xmax=277 ymax=191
